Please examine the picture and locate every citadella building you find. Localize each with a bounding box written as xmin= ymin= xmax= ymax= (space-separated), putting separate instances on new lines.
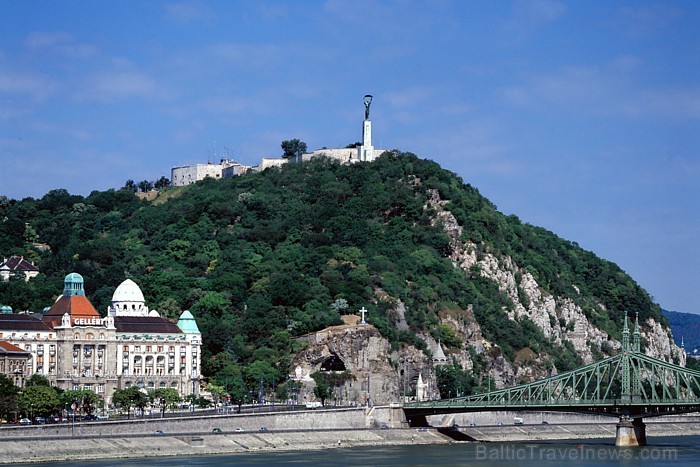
xmin=0 ymin=273 xmax=201 ymax=407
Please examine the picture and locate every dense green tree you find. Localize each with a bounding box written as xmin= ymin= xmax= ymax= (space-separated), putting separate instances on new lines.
xmin=0 ymin=374 xmax=19 ymax=420
xmin=112 ymin=386 xmax=147 ymax=419
xmin=310 ymin=372 xmax=332 ymax=406
xmin=436 ymin=361 xmax=474 ymax=399
xmin=19 ymin=385 xmax=60 ymax=417
xmin=281 ymin=139 xmax=307 ymax=160
xmin=154 ymin=176 xmax=170 ymax=190
xmin=149 ymin=388 xmax=181 ymax=414
xmin=60 ymin=389 xmax=101 ymax=415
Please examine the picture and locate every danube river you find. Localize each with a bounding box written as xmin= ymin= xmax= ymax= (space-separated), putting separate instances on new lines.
xmin=28 ymin=436 xmax=700 ymax=466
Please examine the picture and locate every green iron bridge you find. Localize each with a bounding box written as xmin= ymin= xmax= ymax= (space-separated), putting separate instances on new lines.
xmin=404 ymin=313 xmax=700 ymax=445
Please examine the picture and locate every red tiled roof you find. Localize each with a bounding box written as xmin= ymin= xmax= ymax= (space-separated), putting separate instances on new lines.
xmin=0 ymin=256 xmax=39 ymax=272
xmin=0 ymin=340 xmax=30 ymax=354
xmin=42 ymin=295 xmax=100 ymax=327
xmin=114 ymin=316 xmax=182 ymax=334
xmin=0 ymin=314 xmax=53 ymax=331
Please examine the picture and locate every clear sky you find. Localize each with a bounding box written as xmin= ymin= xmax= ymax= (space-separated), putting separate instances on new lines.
xmin=1 ymin=1 xmax=698 ymax=315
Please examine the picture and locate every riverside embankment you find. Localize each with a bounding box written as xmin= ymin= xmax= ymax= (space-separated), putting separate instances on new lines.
xmin=2 ymin=407 xmax=700 ymax=464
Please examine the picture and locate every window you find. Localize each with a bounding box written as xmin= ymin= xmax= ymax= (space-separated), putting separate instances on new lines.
xmin=146 ymin=346 xmax=152 ymax=352
xmin=86 ymin=333 xmax=94 ymax=340
xmin=98 ymin=384 xmax=104 ymax=393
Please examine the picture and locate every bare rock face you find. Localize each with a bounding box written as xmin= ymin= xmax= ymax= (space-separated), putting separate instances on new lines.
xmin=292 ymin=323 xmax=428 ymax=404
xmin=424 ymin=188 xmax=684 ymax=371
xmin=644 ymin=318 xmax=686 ymax=366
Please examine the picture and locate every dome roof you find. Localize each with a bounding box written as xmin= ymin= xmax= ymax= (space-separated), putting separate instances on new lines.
xmin=112 ymin=279 xmax=145 ymax=303
xmin=63 ymin=272 xmax=85 ymax=297
xmin=177 ymin=310 xmax=200 ymax=334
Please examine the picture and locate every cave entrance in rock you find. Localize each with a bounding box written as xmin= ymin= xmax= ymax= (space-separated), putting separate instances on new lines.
xmin=320 ymin=354 xmax=347 ymax=372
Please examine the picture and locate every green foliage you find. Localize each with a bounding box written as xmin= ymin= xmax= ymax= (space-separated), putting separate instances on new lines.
xmin=25 ymin=374 xmax=51 ymax=387
xmin=60 ymin=389 xmax=100 ymax=415
xmin=112 ymin=386 xmax=147 ymax=418
xmin=149 ymin=388 xmax=182 ymax=413
xmin=0 ymin=151 xmax=667 ymax=389
xmin=19 ymin=385 xmax=60 ymax=417
xmin=436 ymin=361 xmax=474 ymax=399
xmin=0 ymin=374 xmax=19 ymax=420
xmin=281 ymin=139 xmax=307 ymax=159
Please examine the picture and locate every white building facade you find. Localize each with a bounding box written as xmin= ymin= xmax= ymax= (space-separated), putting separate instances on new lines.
xmin=0 ymin=274 xmax=201 ymax=406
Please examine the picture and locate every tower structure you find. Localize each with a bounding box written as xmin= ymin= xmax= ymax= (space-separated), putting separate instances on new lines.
xmin=359 ymin=94 xmax=375 ymax=162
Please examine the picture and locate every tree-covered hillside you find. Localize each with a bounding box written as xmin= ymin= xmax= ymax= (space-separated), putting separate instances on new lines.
xmin=0 ymin=151 xmax=667 ymax=391
xmin=664 ymin=309 xmax=700 ymax=353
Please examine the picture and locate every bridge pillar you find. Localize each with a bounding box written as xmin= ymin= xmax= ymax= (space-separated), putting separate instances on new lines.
xmin=615 ymin=417 xmax=646 ymax=446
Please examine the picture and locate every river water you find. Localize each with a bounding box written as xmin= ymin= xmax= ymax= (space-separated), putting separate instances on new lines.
xmin=31 ymin=435 xmax=700 ymax=466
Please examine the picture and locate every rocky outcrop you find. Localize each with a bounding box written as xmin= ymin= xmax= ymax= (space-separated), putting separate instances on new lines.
xmin=644 ymin=318 xmax=686 ymax=366
xmin=292 ymin=322 xmax=431 ymax=404
xmin=424 ymin=188 xmax=684 ymax=373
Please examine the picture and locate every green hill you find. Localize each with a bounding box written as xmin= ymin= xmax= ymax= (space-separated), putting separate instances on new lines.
xmin=0 ymin=151 xmax=672 ymax=392
xmin=664 ymin=309 xmax=700 ymax=353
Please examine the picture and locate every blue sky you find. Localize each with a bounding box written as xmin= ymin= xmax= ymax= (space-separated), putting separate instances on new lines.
xmin=1 ymin=1 xmax=698 ymax=315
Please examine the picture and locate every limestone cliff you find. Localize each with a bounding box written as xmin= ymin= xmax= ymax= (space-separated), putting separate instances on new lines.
xmin=424 ymin=188 xmax=686 ymax=384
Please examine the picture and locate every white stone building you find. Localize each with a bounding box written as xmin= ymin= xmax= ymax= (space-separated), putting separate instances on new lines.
xmin=171 ymin=159 xmax=244 ymax=187
xmin=0 ymin=273 xmax=201 ymax=406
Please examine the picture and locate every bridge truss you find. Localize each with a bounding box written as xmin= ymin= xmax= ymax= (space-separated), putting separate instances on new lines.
xmin=405 ymin=313 xmax=700 ymax=420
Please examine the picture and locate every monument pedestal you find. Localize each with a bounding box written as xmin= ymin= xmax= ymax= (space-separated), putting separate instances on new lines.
xmin=615 ymin=417 xmax=646 ymax=446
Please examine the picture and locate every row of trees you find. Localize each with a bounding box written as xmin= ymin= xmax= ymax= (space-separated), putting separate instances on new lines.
xmin=0 ymin=374 xmax=218 ymax=422
xmin=0 ymin=374 xmax=101 ymax=420
xmin=122 ymin=177 xmax=170 ymax=193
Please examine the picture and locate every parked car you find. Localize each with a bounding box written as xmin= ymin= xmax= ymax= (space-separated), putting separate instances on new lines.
xmin=35 ymin=417 xmax=49 ymax=424
xmin=212 ymin=428 xmax=222 ymax=434
xmin=82 ymin=414 xmax=98 ymax=421
xmin=19 ymin=418 xmax=31 ymax=425
xmin=96 ymin=414 xmax=109 ymax=421
xmin=235 ymin=427 xmax=245 ymax=432
xmin=259 ymin=427 xmax=269 ymax=432
xmin=154 ymin=430 xmax=165 ymax=435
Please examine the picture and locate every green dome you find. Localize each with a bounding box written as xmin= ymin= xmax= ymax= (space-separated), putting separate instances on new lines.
xmin=1 ymin=305 xmax=12 ymax=314
xmin=63 ymin=272 xmax=85 ymax=296
xmin=177 ymin=310 xmax=200 ymax=334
